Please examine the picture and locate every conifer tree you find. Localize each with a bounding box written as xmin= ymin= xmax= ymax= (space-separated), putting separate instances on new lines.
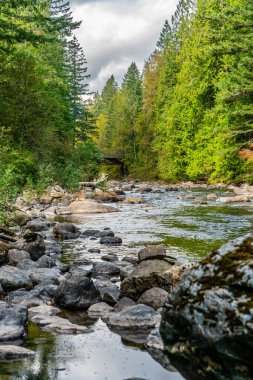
xmin=65 ymin=35 xmax=91 ymax=144
xmin=156 ymin=20 xmax=171 ymax=51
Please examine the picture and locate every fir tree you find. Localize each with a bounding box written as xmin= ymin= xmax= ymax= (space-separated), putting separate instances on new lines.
xmin=156 ymin=19 xmax=171 ymax=51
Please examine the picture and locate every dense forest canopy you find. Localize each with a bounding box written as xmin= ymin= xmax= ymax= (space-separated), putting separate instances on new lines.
xmin=0 ymin=0 xmax=100 ymax=218
xmin=0 ymin=0 xmax=252 ymax=220
xmin=94 ymin=0 xmax=253 ymax=183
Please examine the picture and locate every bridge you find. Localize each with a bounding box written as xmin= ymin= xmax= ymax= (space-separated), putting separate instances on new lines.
xmin=102 ymin=156 xmax=128 ymax=177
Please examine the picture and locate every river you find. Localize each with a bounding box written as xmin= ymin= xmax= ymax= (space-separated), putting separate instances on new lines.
xmin=1 ymin=186 xmax=252 ymax=380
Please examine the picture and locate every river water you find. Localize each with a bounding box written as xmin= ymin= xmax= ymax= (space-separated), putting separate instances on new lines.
xmin=1 ymin=187 xmax=252 ymax=380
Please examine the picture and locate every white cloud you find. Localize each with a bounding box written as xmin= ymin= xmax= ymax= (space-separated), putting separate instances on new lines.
xmin=71 ymin=0 xmax=178 ymax=92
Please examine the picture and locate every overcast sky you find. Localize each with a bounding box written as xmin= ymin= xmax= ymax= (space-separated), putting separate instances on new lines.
xmin=70 ymin=0 xmax=178 ymax=93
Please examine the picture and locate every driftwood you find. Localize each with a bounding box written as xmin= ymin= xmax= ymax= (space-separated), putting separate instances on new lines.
xmin=79 ymin=182 xmax=97 ymax=189
xmin=0 ymin=233 xmax=17 ymax=243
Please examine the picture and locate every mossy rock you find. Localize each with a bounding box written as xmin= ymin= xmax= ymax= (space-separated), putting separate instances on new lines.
xmin=160 ymin=233 xmax=253 ymax=380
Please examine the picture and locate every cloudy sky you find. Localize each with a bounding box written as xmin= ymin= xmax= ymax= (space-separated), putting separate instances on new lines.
xmin=71 ymin=0 xmax=178 ymax=92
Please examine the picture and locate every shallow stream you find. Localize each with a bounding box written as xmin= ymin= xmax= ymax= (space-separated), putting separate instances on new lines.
xmin=1 ymin=187 xmax=253 ymax=380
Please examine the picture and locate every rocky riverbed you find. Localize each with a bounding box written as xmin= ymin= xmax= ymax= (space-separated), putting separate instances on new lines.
xmin=0 ymin=182 xmax=252 ymax=380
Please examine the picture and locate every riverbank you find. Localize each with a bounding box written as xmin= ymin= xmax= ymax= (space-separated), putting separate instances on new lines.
xmin=0 ymin=182 xmax=252 ymax=379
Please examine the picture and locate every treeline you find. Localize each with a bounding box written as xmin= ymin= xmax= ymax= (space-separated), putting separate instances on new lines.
xmin=0 ymin=0 xmax=100 ymax=205
xmin=95 ymin=0 xmax=253 ymax=183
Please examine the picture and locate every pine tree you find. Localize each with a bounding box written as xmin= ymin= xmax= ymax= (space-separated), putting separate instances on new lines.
xmin=49 ymin=0 xmax=81 ymax=39
xmin=156 ymin=20 xmax=171 ymax=51
xmin=65 ymin=35 xmax=92 ymax=144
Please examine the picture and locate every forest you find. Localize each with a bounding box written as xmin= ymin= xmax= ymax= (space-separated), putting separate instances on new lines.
xmin=95 ymin=0 xmax=253 ymax=183
xmin=0 ymin=0 xmax=100 ymax=214
xmin=0 ymin=2 xmax=252 ymax=379
xmin=0 ymin=0 xmax=253 ymax=208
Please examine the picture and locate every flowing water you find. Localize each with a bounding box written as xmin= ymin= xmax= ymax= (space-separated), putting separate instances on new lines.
xmin=1 ymin=187 xmax=253 ymax=380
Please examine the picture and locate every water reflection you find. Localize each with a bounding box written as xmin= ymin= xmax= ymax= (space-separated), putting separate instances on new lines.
xmin=0 ymin=320 xmax=183 ymax=380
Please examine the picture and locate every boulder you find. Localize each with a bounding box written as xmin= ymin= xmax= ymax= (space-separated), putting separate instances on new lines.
xmin=123 ymin=197 xmax=145 ymax=204
xmin=137 ymin=287 xmax=168 ymax=310
xmin=55 ymin=260 xmax=69 ymax=273
xmin=160 ymin=233 xmax=253 ymax=380
xmin=81 ymin=229 xmax=100 ymax=237
xmin=99 ymin=230 xmax=114 ymax=238
xmin=113 ymin=297 xmax=136 ymax=313
xmin=16 ymin=259 xmax=37 ymax=271
xmin=122 ymin=256 xmax=138 ymax=265
xmin=8 ymin=289 xmax=41 ymax=305
xmin=88 ymin=302 xmax=113 ymax=317
xmin=30 ymin=315 xmax=69 ymax=326
xmin=36 ymin=255 xmax=55 ymax=268
xmin=91 ymin=262 xmax=120 ymax=278
xmin=104 ymin=304 xmax=161 ymax=331
xmin=54 ymin=272 xmax=100 ymax=310
xmin=100 ymin=236 xmax=122 ymax=245
xmin=20 ymin=298 xmax=44 ymax=309
xmin=138 ymin=246 xmax=166 ymax=262
xmin=101 ymin=254 xmax=118 ymax=262
xmin=34 ymin=283 xmax=58 ymax=299
xmin=29 ymin=268 xmax=61 ymax=285
xmin=8 ymin=249 xmax=30 ymax=265
xmin=232 ymin=184 xmax=253 ymax=197
xmin=138 ymin=185 xmax=153 ymax=193
xmin=45 ymin=239 xmax=63 ymax=256
xmin=39 ymin=196 xmax=53 ymax=205
xmin=28 ymin=304 xmax=60 ymax=319
xmin=12 ymin=232 xmax=45 ymax=261
xmin=53 ymin=222 xmax=80 ymax=240
xmin=122 ymin=184 xmax=135 ymax=191
xmin=217 ymin=195 xmax=251 ymax=203
xmin=0 ymin=345 xmax=35 ymax=360
xmin=5 ymin=210 xmax=31 ymax=227
xmin=88 ymin=248 xmax=101 ymax=254
xmin=0 ymin=266 xmax=33 ymax=291
xmin=0 ymin=301 xmax=28 ymax=342
xmin=99 ymin=285 xmax=120 ymax=305
xmin=68 ymin=200 xmax=119 ymax=215
xmin=42 ymin=322 xmax=89 ymax=334
xmin=207 ymin=193 xmax=218 ymax=200
xmin=25 ymin=219 xmax=52 ymax=232
xmin=120 ymin=259 xmax=172 ymax=301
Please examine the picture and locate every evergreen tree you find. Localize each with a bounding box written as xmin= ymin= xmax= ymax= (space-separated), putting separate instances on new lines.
xmin=156 ymin=19 xmax=171 ymax=51
xmin=65 ymin=35 xmax=92 ymax=144
xmin=49 ymin=0 xmax=81 ymax=39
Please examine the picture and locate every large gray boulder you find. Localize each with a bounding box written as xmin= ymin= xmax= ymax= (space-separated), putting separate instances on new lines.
xmin=91 ymin=262 xmax=120 ymax=278
xmin=8 ymin=249 xmax=30 ymax=265
xmin=25 ymin=218 xmax=52 ymax=232
xmin=0 ymin=301 xmax=28 ymax=342
xmin=0 ymin=345 xmax=35 ymax=360
xmin=138 ymin=246 xmax=166 ymax=262
xmin=160 ymin=233 xmax=253 ymax=380
xmin=29 ymin=268 xmax=61 ymax=286
xmin=54 ymin=272 xmax=100 ymax=310
xmin=104 ymin=304 xmax=161 ymax=331
xmin=99 ymin=285 xmax=120 ymax=305
xmin=53 ymin=222 xmax=80 ymax=240
xmin=0 ymin=266 xmax=33 ymax=291
xmin=100 ymin=236 xmax=122 ymax=245
xmin=137 ymin=287 xmax=168 ymax=310
xmin=12 ymin=232 xmax=45 ymax=261
xmin=120 ymin=259 xmax=172 ymax=301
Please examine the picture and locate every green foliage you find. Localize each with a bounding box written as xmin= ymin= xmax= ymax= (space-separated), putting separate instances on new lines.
xmin=95 ymin=0 xmax=253 ymax=184
xmin=96 ymin=62 xmax=142 ymax=170
xmin=0 ymin=0 xmax=101 ymax=223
